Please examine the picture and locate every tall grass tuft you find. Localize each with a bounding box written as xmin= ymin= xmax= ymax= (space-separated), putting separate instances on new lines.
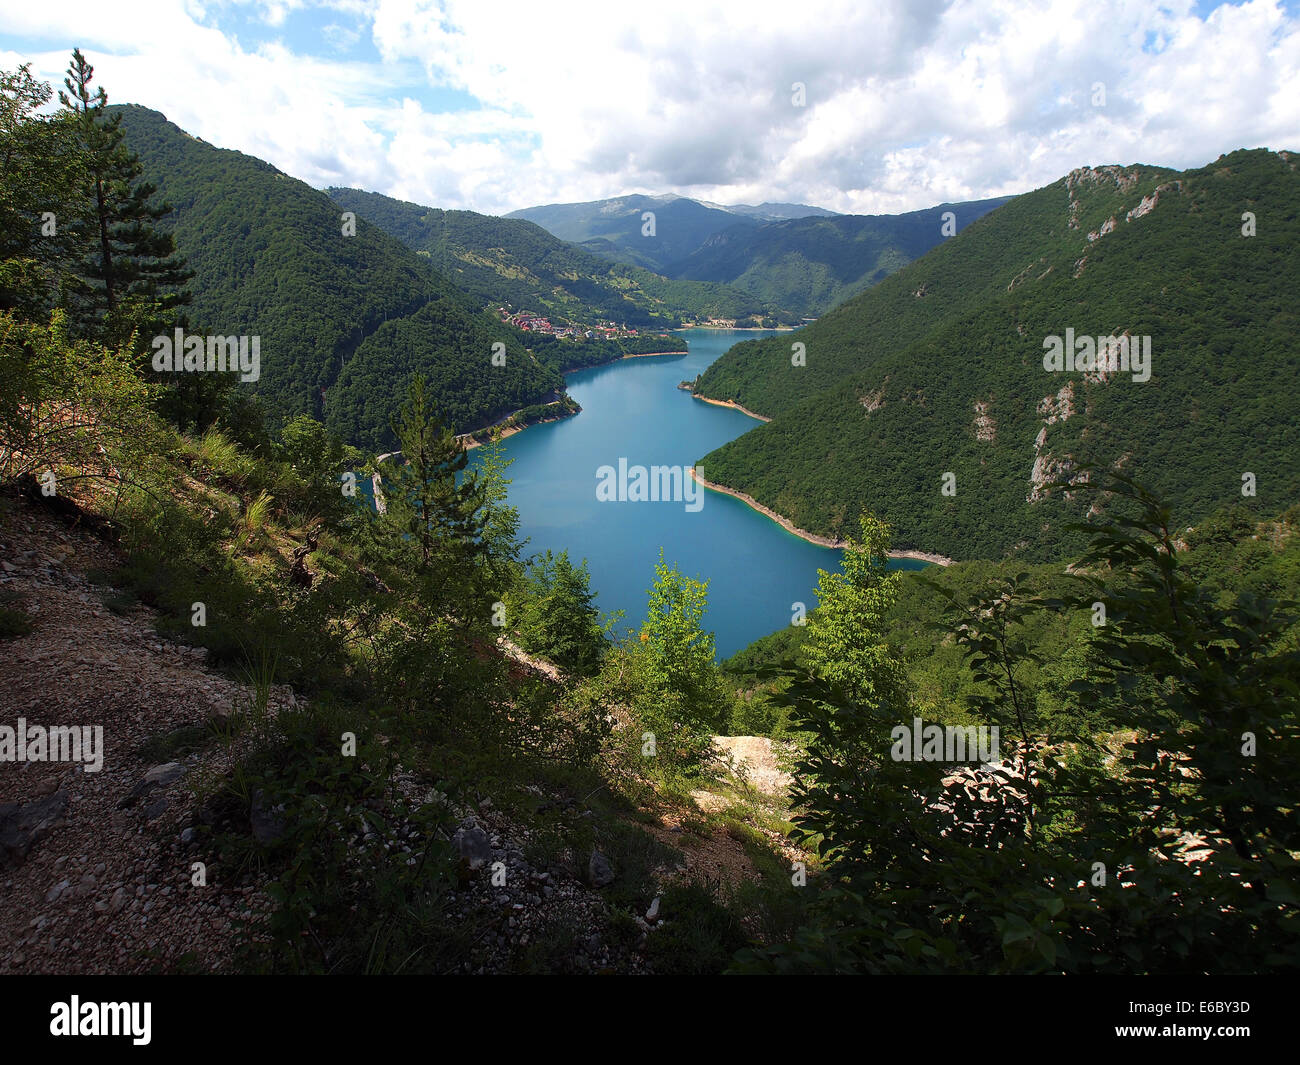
xmin=195 ymin=427 xmax=256 ymax=485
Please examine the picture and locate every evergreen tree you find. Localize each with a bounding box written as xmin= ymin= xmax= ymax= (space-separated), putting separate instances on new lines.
xmin=58 ymin=49 xmax=191 ymax=346
xmin=473 ymin=429 xmax=523 ymax=594
xmin=550 ymin=552 xmax=603 ymax=671
xmin=640 ymin=551 xmax=726 ymax=732
xmin=362 ymin=376 xmax=502 ymax=740
xmin=373 ymin=374 xmax=488 ymax=630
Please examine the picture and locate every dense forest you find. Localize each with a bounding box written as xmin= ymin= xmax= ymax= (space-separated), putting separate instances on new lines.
xmin=724 ymin=502 xmax=1300 ymax=739
xmin=695 ymin=163 xmax=1180 ymax=416
xmin=108 ymin=105 xmax=587 ymax=448
xmin=694 ymin=150 xmax=1300 ymax=560
xmin=507 ymin=191 xmax=1011 ymax=320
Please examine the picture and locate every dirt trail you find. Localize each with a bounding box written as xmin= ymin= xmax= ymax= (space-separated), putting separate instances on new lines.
xmin=0 ymin=499 xmax=270 ymax=973
xmin=711 ymin=736 xmax=793 ymax=796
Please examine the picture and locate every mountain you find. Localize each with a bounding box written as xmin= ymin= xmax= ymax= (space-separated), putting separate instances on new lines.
xmin=513 ymin=191 xmax=1011 ymax=319
xmin=664 ymin=198 xmax=1010 ymax=318
xmin=691 ymin=149 xmax=1300 ymax=562
xmin=326 ymin=187 xmax=785 ymax=327
xmin=723 ymin=202 xmax=841 ymax=221
xmin=507 ymin=194 xmax=833 ymax=272
xmin=114 ymin=105 xmax=564 ymax=451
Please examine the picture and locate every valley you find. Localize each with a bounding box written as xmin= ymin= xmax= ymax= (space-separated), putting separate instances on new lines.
xmin=2 ymin=19 xmax=1297 ymax=993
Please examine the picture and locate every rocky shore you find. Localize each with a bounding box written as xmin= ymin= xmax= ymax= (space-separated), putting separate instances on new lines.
xmin=686 ymin=467 xmax=954 ymax=565
xmin=688 ymin=394 xmax=772 ymax=422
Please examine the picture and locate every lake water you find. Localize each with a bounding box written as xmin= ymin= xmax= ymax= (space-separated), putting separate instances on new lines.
xmin=468 ymin=328 xmax=927 ymax=659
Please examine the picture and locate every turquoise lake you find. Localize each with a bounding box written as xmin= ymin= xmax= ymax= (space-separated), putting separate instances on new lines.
xmin=468 ymin=328 xmax=927 ymax=659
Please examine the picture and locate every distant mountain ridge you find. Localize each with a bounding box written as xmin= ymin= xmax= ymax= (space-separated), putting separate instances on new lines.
xmin=327 ymin=187 xmax=784 ymax=328
xmin=507 ymin=194 xmax=808 ymax=272
xmin=663 ymin=198 xmax=1010 ymax=318
xmin=722 ymin=202 xmax=841 ymax=221
xmin=512 ymin=192 xmax=1010 ymax=317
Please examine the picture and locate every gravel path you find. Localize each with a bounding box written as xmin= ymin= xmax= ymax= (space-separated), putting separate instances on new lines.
xmin=0 ymin=501 xmax=269 ymax=973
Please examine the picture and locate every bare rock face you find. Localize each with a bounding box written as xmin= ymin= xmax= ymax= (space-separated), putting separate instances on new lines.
xmin=0 ymin=790 xmax=69 ymax=870
xmin=587 ymin=850 xmax=615 ymax=888
xmin=453 ymin=823 xmax=493 ymax=871
xmin=117 ymin=762 xmax=188 ymax=810
xmin=711 ymin=735 xmax=793 ymax=796
xmin=250 ymin=789 xmax=287 ymax=845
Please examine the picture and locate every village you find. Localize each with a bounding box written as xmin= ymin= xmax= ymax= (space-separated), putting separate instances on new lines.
xmin=496 ymin=306 xmax=644 ymax=340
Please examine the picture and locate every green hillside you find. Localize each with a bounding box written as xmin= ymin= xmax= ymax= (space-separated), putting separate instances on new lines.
xmin=694 ymin=149 xmax=1300 ymax=561
xmin=114 ymin=105 xmax=561 ymax=450
xmin=665 ymin=197 xmax=1010 ymax=318
xmin=327 ymin=187 xmax=783 ymax=327
xmin=694 ymin=166 xmax=1184 ymax=416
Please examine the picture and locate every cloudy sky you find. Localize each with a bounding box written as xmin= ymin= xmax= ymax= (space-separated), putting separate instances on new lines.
xmin=2 ymin=0 xmax=1298 ymax=216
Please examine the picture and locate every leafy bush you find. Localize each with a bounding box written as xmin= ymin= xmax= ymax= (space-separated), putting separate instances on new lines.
xmin=507 ymin=549 xmax=612 ymax=676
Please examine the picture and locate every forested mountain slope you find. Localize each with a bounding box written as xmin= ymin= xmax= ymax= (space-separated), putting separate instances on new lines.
xmin=664 ymin=197 xmax=1010 ymax=318
xmin=326 ymin=187 xmax=781 ymax=327
xmin=694 ymin=149 xmax=1300 ymax=561
xmin=115 ymin=105 xmax=560 ymax=450
xmin=694 ymin=165 xmax=1186 ymax=416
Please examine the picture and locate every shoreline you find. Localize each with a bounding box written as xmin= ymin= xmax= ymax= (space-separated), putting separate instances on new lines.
xmin=689 ymin=394 xmax=772 ymax=422
xmin=687 ymin=467 xmax=954 ymax=565
xmin=681 ymin=325 xmax=799 ymax=332
xmin=459 ymin=404 xmax=577 ymax=451
xmin=561 ymin=349 xmax=686 ymax=375
xmin=461 ymin=422 xmax=529 ymax=450
xmin=474 ymin=349 xmax=688 ymax=450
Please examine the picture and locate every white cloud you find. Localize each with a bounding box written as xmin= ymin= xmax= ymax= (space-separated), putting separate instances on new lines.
xmin=322 ymin=21 xmax=363 ymax=51
xmin=2 ymin=0 xmax=1297 ymax=215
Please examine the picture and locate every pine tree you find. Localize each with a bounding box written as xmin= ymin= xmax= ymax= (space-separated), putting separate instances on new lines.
xmin=550 ymin=551 xmax=605 ymax=673
xmin=473 ymin=429 xmax=523 ymax=593
xmin=58 ymin=49 xmax=191 ymax=346
xmin=639 ymin=550 xmax=726 ymax=735
xmin=512 ymin=550 xmax=607 ymax=675
xmin=374 ymin=375 xmax=488 ymax=630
